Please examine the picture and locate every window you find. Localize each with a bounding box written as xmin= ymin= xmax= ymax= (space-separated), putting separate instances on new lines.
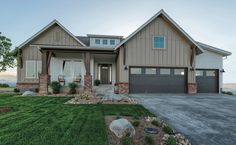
xmin=110 ymin=40 xmax=115 ymax=45
xmin=145 ymin=68 xmax=156 ymax=74
xmin=26 ymin=60 xmax=42 ymax=78
xmin=174 ymin=69 xmax=185 ymax=75
xmin=103 ymin=39 xmax=108 ymax=45
xmin=196 ymin=70 xmax=203 ymax=76
xmin=130 ymin=68 xmax=142 ymax=74
xmin=160 ymin=68 xmax=170 ymax=75
xmin=153 ymin=36 xmax=165 ymax=49
xmin=206 ymin=70 xmax=216 ymax=76
xmin=95 ymin=39 xmax=100 ymax=44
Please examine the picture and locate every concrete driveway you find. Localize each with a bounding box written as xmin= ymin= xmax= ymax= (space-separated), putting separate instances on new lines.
xmin=131 ymin=94 xmax=236 ymax=145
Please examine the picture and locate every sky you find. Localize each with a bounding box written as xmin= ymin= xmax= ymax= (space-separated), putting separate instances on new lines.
xmin=0 ymin=0 xmax=235 ymax=84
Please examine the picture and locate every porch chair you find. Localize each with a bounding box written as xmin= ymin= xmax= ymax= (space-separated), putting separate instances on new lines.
xmin=58 ymin=75 xmax=65 ymax=86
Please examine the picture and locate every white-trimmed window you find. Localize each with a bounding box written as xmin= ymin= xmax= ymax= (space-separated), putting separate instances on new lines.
xmin=153 ymin=36 xmax=165 ymax=49
xmin=26 ymin=60 xmax=42 ymax=79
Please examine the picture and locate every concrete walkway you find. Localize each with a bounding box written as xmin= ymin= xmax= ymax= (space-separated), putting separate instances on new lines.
xmin=131 ymin=94 xmax=236 ymax=145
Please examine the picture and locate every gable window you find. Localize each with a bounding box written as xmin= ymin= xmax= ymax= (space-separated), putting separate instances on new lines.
xmin=153 ymin=36 xmax=165 ymax=49
xmin=95 ymin=39 xmax=100 ymax=44
xmin=103 ymin=39 xmax=108 ymax=45
xmin=26 ymin=60 xmax=42 ymax=79
xmin=110 ymin=40 xmax=115 ymax=45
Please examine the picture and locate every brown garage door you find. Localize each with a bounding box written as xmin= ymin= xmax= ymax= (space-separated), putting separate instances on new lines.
xmin=196 ymin=69 xmax=219 ymax=93
xmin=129 ymin=67 xmax=187 ymax=93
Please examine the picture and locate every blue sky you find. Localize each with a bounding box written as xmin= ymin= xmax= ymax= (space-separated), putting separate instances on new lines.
xmin=0 ymin=0 xmax=235 ymax=84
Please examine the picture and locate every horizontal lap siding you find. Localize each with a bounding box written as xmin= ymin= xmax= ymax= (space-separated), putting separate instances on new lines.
xmin=119 ymin=16 xmax=192 ymax=82
xmin=18 ymin=24 xmax=83 ymax=82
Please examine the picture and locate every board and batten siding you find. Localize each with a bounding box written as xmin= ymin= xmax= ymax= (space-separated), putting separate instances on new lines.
xmin=17 ymin=24 xmax=83 ymax=82
xmin=118 ymin=16 xmax=195 ymax=83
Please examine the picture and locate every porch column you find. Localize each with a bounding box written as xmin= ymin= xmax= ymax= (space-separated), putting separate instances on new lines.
xmin=83 ymin=52 xmax=92 ymax=92
xmin=39 ymin=51 xmax=51 ymax=94
xmin=188 ymin=46 xmax=197 ymax=94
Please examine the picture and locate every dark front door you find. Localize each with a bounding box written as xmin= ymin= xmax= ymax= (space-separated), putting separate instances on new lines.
xmin=129 ymin=67 xmax=187 ymax=93
xmin=100 ymin=64 xmax=110 ymax=84
xmin=196 ymin=69 xmax=219 ymax=93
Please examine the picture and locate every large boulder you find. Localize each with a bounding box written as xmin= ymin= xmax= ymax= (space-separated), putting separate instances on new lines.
xmin=109 ymin=118 xmax=135 ymax=138
xmin=22 ymin=91 xmax=36 ymax=96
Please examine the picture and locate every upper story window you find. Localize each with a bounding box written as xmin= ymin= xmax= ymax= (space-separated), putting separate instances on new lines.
xmin=103 ymin=39 xmax=108 ymax=45
xmin=95 ymin=39 xmax=100 ymax=44
xmin=110 ymin=40 xmax=115 ymax=45
xmin=153 ymin=36 xmax=165 ymax=49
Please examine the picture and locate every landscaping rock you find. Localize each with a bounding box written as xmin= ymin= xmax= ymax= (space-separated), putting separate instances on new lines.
xmin=22 ymin=91 xmax=36 ymax=96
xmin=109 ymin=118 xmax=135 ymax=138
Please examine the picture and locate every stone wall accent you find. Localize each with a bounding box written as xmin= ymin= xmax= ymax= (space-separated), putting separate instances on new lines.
xmin=39 ymin=74 xmax=50 ymax=94
xmin=117 ymin=82 xmax=129 ymax=94
xmin=84 ymin=75 xmax=92 ymax=92
xmin=16 ymin=82 xmax=39 ymax=92
xmin=188 ymin=83 xmax=197 ymax=94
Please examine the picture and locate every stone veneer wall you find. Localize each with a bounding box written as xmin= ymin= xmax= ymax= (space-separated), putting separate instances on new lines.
xmin=117 ymin=82 xmax=129 ymax=94
xmin=84 ymin=75 xmax=92 ymax=92
xmin=16 ymin=82 xmax=39 ymax=91
xmin=188 ymin=83 xmax=197 ymax=94
xmin=39 ymin=74 xmax=50 ymax=94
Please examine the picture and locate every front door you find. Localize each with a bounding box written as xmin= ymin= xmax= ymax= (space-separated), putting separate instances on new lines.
xmin=100 ymin=64 xmax=110 ymax=84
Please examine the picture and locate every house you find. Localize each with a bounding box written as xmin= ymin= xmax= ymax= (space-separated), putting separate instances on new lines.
xmin=16 ymin=9 xmax=231 ymax=94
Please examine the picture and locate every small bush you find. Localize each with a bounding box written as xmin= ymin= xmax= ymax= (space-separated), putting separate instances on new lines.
xmin=68 ymin=82 xmax=78 ymax=94
xmin=94 ymin=79 xmax=100 ymax=86
xmin=132 ymin=121 xmax=140 ymax=127
xmin=166 ymin=136 xmax=177 ymax=145
xmin=222 ymin=91 xmax=233 ymax=95
xmin=151 ymin=120 xmax=160 ymax=127
xmin=162 ymin=126 xmax=174 ymax=134
xmin=14 ymin=88 xmax=20 ymax=93
xmin=121 ymin=136 xmax=132 ymax=145
xmin=49 ymin=81 xmax=62 ymax=94
xmin=0 ymin=83 xmax=9 ymax=88
xmin=144 ymin=136 xmax=154 ymax=145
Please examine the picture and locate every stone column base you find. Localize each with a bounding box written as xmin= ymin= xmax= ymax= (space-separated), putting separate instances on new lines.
xmin=39 ymin=74 xmax=50 ymax=94
xmin=16 ymin=83 xmax=39 ymax=92
xmin=188 ymin=83 xmax=197 ymax=94
xmin=117 ymin=82 xmax=129 ymax=94
xmin=84 ymin=75 xmax=92 ymax=92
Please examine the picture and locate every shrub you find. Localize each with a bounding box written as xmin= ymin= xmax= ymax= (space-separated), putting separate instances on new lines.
xmin=166 ymin=136 xmax=177 ymax=145
xmin=49 ymin=81 xmax=62 ymax=94
xmin=0 ymin=83 xmax=9 ymax=88
xmin=132 ymin=114 xmax=140 ymax=120
xmin=14 ymin=88 xmax=20 ymax=93
xmin=144 ymin=136 xmax=154 ymax=145
xmin=121 ymin=136 xmax=132 ymax=145
xmin=222 ymin=91 xmax=233 ymax=95
xmin=68 ymin=82 xmax=78 ymax=94
xmin=94 ymin=79 xmax=100 ymax=86
xmin=162 ymin=126 xmax=174 ymax=134
xmin=151 ymin=120 xmax=160 ymax=127
xmin=132 ymin=121 xmax=140 ymax=127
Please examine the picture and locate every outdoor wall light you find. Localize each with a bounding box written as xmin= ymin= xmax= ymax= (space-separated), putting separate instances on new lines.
xmin=190 ymin=67 xmax=194 ymax=71
xmin=124 ymin=66 xmax=128 ymax=70
xmin=220 ymin=69 xmax=225 ymax=73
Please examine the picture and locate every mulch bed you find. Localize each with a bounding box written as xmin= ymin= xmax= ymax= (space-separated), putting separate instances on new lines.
xmin=0 ymin=107 xmax=12 ymax=113
xmin=105 ymin=116 xmax=165 ymax=145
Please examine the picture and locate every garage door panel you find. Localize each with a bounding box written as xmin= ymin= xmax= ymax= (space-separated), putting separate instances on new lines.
xmin=130 ymin=67 xmax=187 ymax=93
xmin=196 ymin=69 xmax=218 ymax=93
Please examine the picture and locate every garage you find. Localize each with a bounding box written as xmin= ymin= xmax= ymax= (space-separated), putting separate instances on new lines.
xmin=196 ymin=69 xmax=219 ymax=93
xmin=129 ymin=67 xmax=187 ymax=93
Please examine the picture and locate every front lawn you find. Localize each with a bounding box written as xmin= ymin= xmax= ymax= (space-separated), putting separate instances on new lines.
xmin=0 ymin=94 xmax=153 ymax=145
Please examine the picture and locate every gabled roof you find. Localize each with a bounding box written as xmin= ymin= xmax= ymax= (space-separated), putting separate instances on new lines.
xmin=196 ymin=42 xmax=232 ymax=56
xmin=18 ymin=19 xmax=86 ymax=49
xmin=115 ymin=9 xmax=204 ymax=54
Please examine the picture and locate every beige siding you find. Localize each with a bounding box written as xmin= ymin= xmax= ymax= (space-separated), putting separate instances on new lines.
xmin=118 ymin=16 xmax=194 ymax=83
xmin=17 ymin=24 xmax=83 ymax=82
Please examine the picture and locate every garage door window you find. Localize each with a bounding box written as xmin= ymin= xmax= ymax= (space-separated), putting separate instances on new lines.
xmin=196 ymin=70 xmax=203 ymax=76
xmin=174 ymin=69 xmax=185 ymax=75
xmin=131 ymin=68 xmax=142 ymax=74
xmin=145 ymin=68 xmax=156 ymax=74
xmin=206 ymin=70 xmax=215 ymax=76
xmin=160 ymin=68 xmax=170 ymax=75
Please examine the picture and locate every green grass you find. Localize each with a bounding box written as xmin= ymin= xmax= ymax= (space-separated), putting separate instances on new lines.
xmin=0 ymin=94 xmax=153 ymax=145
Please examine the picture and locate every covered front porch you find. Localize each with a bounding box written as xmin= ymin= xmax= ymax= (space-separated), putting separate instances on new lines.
xmin=38 ymin=45 xmax=117 ymax=94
